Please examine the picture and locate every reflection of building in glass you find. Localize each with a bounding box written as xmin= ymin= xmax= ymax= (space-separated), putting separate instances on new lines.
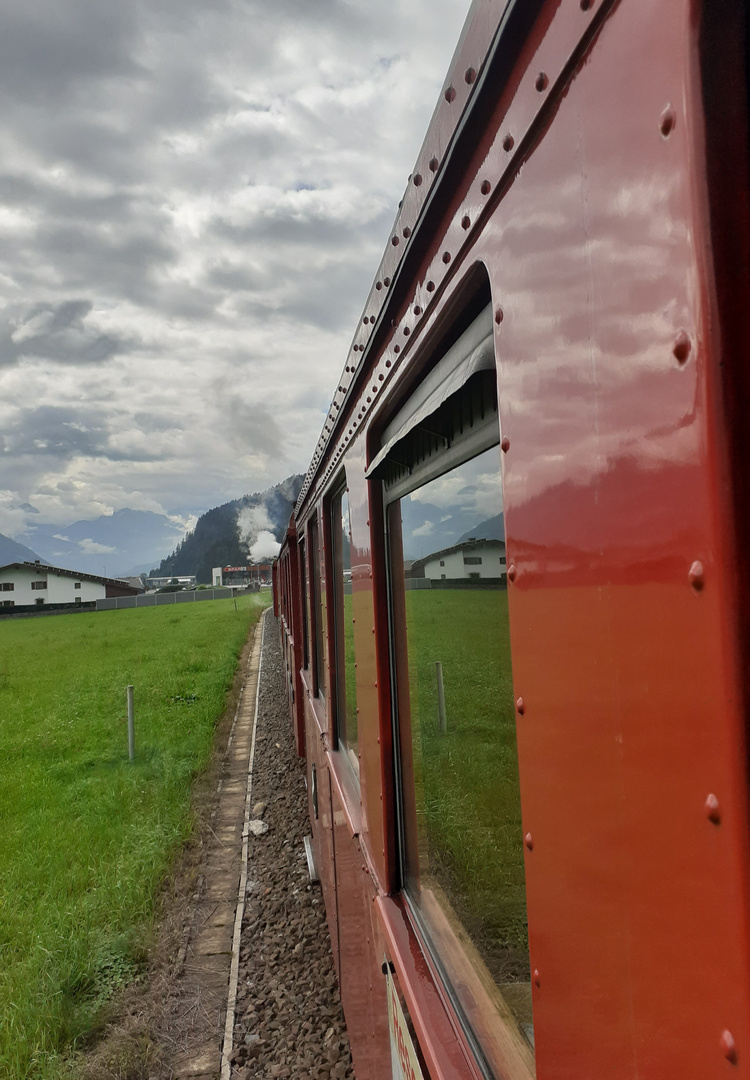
xmin=409 ymin=539 xmax=506 ymax=582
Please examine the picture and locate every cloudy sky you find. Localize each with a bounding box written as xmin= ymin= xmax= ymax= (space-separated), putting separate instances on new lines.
xmin=0 ymin=0 xmax=471 ymax=542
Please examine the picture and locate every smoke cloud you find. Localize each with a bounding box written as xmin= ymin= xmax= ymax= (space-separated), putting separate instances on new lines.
xmin=237 ymin=503 xmax=281 ymax=563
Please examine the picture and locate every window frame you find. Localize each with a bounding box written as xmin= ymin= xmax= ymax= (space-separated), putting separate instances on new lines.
xmin=308 ymin=516 xmax=326 ymax=700
xmin=377 ymin=303 xmax=533 ymax=1080
xmin=299 ymin=535 xmax=310 ymax=670
xmin=329 ymin=475 xmax=359 ymax=782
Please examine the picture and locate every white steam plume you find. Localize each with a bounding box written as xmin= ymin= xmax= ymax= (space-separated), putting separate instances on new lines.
xmin=237 ymin=504 xmax=281 ymax=563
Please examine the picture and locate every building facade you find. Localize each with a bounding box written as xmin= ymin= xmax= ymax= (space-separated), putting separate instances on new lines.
xmin=0 ymin=562 xmax=140 ymax=610
xmin=412 ymin=539 xmax=506 ymax=581
xmin=212 ymin=564 xmax=272 ymax=587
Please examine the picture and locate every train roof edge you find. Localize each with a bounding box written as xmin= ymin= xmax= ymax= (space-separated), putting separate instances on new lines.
xmin=295 ymin=0 xmax=517 ymax=517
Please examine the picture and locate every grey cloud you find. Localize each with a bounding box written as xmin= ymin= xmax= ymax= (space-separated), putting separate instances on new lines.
xmin=0 ymin=2 xmax=139 ymax=103
xmin=0 ymin=0 xmax=472 ymax=531
xmin=132 ymin=413 xmax=184 ymax=434
xmin=210 ymin=205 xmax=369 ymax=248
xmin=38 ymin=119 xmax=151 ymax=185
xmin=3 ymin=405 xmax=162 ymax=464
xmin=224 ymin=399 xmax=284 ymax=459
xmin=0 ymin=300 xmax=132 ymax=367
xmin=34 ymin=222 xmax=176 ymax=307
xmin=0 ymin=172 xmax=176 ymax=308
xmin=206 ymin=263 xmax=265 ymax=294
xmin=0 ymin=172 xmax=135 ymax=224
xmin=282 ymin=259 xmax=380 ymax=332
xmin=4 ymin=406 xmax=110 ymax=459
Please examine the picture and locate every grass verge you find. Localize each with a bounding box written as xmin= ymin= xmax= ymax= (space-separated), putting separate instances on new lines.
xmin=0 ymin=594 xmax=265 ymax=1078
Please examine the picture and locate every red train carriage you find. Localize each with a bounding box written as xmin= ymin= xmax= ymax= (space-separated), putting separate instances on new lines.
xmin=274 ymin=0 xmax=750 ymax=1076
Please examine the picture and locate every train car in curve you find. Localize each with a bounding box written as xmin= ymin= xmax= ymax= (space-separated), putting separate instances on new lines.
xmin=274 ymin=0 xmax=750 ymax=1077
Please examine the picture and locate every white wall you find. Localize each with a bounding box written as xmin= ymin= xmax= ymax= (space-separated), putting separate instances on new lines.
xmin=422 ymin=542 xmax=506 ymax=580
xmin=0 ymin=565 xmax=105 ymax=606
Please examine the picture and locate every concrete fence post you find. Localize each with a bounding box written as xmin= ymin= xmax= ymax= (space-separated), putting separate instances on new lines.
xmin=126 ymin=685 xmax=135 ymax=761
xmin=435 ymin=662 xmax=447 ymax=733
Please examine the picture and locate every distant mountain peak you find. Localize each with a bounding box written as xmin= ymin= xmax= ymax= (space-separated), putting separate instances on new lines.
xmin=457 ymin=513 xmax=504 ymax=544
xmin=0 ymin=533 xmax=41 ymax=566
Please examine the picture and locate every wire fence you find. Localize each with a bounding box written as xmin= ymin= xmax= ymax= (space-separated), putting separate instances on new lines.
xmin=96 ymin=588 xmax=235 ymax=611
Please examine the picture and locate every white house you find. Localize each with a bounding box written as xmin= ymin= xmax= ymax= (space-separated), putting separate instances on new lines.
xmin=0 ymin=561 xmax=141 ymax=610
xmin=411 ymin=539 xmax=506 ymax=581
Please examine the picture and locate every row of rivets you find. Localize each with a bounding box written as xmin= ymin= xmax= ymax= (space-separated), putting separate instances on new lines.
xmin=312 ymin=15 xmax=665 ymax=507
xmin=298 ymin=0 xmax=608 ymax=508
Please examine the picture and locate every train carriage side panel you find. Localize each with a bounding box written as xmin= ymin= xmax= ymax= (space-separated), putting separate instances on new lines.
xmin=280 ymin=0 xmax=750 ymax=1077
xmin=477 ymin=2 xmax=750 ymax=1075
xmin=285 ymin=519 xmax=306 ymax=756
xmin=298 ymin=508 xmax=342 ymax=977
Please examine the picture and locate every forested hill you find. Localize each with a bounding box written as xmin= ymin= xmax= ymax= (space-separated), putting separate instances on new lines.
xmin=152 ymin=475 xmax=303 ymax=584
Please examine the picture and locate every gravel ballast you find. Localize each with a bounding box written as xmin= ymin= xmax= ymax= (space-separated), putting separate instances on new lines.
xmin=230 ymin=612 xmax=356 ymax=1080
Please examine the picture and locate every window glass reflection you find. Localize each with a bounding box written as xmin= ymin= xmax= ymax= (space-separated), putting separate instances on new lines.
xmin=300 ymin=537 xmax=309 ymax=669
xmin=309 ymin=519 xmax=326 ymax=698
xmin=390 ymin=444 xmax=532 ymax=1051
xmin=332 ymin=487 xmax=358 ymax=775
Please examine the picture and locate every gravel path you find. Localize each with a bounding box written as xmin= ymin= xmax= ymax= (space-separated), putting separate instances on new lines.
xmin=229 ymin=613 xmax=355 ymax=1080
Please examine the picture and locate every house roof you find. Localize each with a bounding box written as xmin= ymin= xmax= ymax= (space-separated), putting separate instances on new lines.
xmin=411 ymin=537 xmax=505 ymax=570
xmin=0 ymin=561 xmax=141 ymax=592
xmin=120 ymin=576 xmax=147 ymax=592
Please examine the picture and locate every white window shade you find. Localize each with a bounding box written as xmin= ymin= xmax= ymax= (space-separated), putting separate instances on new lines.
xmin=367 ymin=304 xmax=499 ymax=502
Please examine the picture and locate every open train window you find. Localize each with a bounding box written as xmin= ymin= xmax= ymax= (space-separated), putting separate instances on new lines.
xmin=331 ymin=481 xmax=359 ymax=778
xmin=375 ymin=304 xmax=534 ymax=1076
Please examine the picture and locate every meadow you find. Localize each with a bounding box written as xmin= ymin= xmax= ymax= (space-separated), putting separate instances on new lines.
xmin=404 ymin=587 xmax=529 ymax=984
xmin=0 ymin=594 xmax=265 ymax=1078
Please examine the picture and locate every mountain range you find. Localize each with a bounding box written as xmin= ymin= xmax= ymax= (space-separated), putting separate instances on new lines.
xmin=21 ymin=509 xmax=188 ymax=578
xmin=0 ymin=533 xmax=42 ymax=565
xmin=400 ymin=503 xmax=504 ymax=561
xmin=2 ymin=479 xmax=503 ymax=583
xmin=2 ymin=477 xmax=303 ymax=583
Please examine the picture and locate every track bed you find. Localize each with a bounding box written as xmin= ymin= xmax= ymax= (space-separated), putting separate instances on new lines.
xmin=230 ymin=613 xmax=355 ymax=1080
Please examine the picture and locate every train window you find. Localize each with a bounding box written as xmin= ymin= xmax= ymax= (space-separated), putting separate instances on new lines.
xmin=378 ymin=304 xmax=533 ymax=1070
xmin=331 ymin=483 xmax=359 ymax=777
xmin=309 ymin=517 xmax=326 ymax=699
xmin=299 ymin=536 xmax=310 ymax=670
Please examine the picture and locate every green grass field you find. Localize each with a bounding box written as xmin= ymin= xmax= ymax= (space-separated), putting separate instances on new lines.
xmin=0 ymin=595 xmax=265 ymax=1078
xmin=404 ymin=587 xmax=529 ymax=984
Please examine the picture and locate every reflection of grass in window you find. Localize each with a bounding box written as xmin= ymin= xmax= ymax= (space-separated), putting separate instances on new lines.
xmin=343 ymin=592 xmax=357 ymax=750
xmin=405 ymin=589 xmax=528 ymax=982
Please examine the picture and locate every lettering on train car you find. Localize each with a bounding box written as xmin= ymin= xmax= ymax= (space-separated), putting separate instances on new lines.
xmin=386 ymin=969 xmax=424 ymax=1080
